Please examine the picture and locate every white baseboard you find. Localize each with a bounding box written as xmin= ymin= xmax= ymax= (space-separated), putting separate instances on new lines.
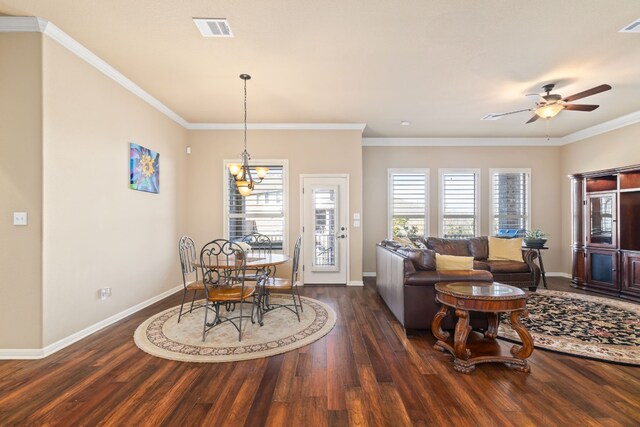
xmin=362 ymin=272 xmax=376 ymax=277
xmin=546 ymin=272 xmax=572 ymax=279
xmin=0 ymin=284 xmax=182 ymax=360
xmin=348 ymin=280 xmax=364 ymax=287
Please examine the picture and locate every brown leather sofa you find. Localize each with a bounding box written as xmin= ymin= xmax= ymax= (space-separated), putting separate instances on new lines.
xmin=376 ymin=237 xmax=540 ymax=332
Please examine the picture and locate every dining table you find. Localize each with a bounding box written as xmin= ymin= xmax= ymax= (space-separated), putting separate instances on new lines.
xmin=193 ymin=253 xmax=290 ymax=325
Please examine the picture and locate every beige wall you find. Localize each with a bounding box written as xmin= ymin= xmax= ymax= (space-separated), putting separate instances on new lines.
xmin=40 ymin=37 xmax=188 ymax=345
xmin=363 ymin=145 xmax=563 ymax=273
xmin=0 ymin=33 xmax=43 ymax=348
xmin=186 ymin=129 xmax=363 ymax=283
xmin=559 ymin=122 xmax=640 ymax=273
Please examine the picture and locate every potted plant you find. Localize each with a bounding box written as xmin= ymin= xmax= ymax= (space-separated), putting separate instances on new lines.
xmin=523 ymin=229 xmax=548 ymax=248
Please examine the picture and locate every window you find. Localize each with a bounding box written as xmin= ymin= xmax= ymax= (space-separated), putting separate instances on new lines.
xmin=440 ymin=169 xmax=480 ymax=238
xmin=224 ymin=160 xmax=288 ymax=251
xmin=490 ymin=169 xmax=530 ymax=236
xmin=388 ymin=169 xmax=429 ymax=238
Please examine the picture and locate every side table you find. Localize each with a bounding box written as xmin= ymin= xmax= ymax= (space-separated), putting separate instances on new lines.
xmin=432 ymin=281 xmax=534 ymax=374
xmin=523 ymin=245 xmax=549 ymax=289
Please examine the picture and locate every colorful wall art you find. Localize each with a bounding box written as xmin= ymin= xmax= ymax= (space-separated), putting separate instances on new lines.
xmin=129 ymin=142 xmax=159 ymax=193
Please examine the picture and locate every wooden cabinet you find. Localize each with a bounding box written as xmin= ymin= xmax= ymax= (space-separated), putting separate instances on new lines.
xmin=585 ymin=249 xmax=618 ymax=295
xmin=621 ymin=251 xmax=640 ymax=301
xmin=570 ymin=164 xmax=640 ymax=301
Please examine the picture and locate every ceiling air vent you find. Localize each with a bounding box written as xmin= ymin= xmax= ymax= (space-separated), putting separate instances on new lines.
xmin=619 ymin=18 xmax=640 ymax=33
xmin=193 ymin=18 xmax=233 ymax=37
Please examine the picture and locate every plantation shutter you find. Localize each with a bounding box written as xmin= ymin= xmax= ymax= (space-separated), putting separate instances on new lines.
xmin=491 ymin=171 xmax=529 ymax=235
xmin=390 ymin=172 xmax=427 ymax=237
xmin=228 ymin=164 xmax=284 ymax=249
xmin=441 ymin=171 xmax=478 ymax=238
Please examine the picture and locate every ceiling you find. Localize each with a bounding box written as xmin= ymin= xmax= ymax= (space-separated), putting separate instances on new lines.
xmin=2 ymin=0 xmax=640 ymax=138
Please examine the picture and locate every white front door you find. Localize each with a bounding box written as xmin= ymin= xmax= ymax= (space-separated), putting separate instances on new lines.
xmin=301 ymin=175 xmax=348 ymax=284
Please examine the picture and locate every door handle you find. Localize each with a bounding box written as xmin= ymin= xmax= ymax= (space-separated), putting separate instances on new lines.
xmin=336 ymin=234 xmax=347 ymax=239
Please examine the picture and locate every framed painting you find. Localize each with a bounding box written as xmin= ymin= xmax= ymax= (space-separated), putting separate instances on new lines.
xmin=129 ymin=142 xmax=160 ymax=193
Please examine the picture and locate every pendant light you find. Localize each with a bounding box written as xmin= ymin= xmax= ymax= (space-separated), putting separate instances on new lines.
xmin=227 ymin=74 xmax=268 ymax=197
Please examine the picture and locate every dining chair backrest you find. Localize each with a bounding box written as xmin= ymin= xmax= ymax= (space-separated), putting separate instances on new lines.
xmin=291 ymin=235 xmax=302 ymax=283
xmin=241 ymin=232 xmax=273 ymax=257
xmin=178 ymin=235 xmax=198 ymax=286
xmin=199 ymin=239 xmax=247 ymax=292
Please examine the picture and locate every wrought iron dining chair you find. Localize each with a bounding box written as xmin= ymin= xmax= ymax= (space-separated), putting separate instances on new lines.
xmin=261 ymin=235 xmax=303 ymax=321
xmin=178 ymin=235 xmax=204 ymax=323
xmin=241 ymin=232 xmax=275 ymax=279
xmin=199 ymin=239 xmax=256 ymax=341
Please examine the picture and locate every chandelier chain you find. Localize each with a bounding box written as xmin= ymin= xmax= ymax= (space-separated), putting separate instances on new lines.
xmin=243 ymin=77 xmax=248 ymax=152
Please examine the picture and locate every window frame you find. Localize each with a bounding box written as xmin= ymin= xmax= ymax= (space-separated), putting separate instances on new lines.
xmin=222 ymin=159 xmax=289 ymax=254
xmin=489 ymin=168 xmax=531 ymax=237
xmin=387 ymin=168 xmax=430 ymax=239
xmin=438 ymin=168 xmax=481 ymax=238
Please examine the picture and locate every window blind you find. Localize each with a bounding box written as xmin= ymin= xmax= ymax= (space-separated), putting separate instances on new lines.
xmin=390 ymin=172 xmax=427 ymax=237
xmin=491 ymin=171 xmax=529 ymax=235
xmin=228 ymin=164 xmax=284 ymax=249
xmin=441 ymin=171 xmax=478 ymax=238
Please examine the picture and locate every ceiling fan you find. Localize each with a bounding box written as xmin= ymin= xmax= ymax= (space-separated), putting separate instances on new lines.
xmin=486 ymin=83 xmax=612 ymax=124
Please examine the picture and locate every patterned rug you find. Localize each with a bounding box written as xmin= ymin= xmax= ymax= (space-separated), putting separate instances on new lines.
xmin=134 ymin=295 xmax=336 ymax=362
xmin=498 ymin=289 xmax=640 ymax=365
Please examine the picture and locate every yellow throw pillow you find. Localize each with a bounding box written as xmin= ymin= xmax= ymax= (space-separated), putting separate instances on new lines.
xmin=435 ymin=253 xmax=474 ymax=271
xmin=393 ymin=236 xmax=415 ymax=247
xmin=488 ymin=237 xmax=524 ymax=262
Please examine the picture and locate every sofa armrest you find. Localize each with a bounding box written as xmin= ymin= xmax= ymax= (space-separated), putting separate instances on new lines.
xmin=376 ymin=244 xmax=408 ymax=326
xmin=523 ymin=249 xmax=541 ymax=289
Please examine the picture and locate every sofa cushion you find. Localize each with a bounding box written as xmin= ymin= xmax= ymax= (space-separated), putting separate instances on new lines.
xmin=427 ymin=237 xmax=470 ymax=256
xmin=405 ymin=269 xmax=493 ymax=286
xmin=468 ymin=236 xmax=488 ymax=260
xmin=436 ymin=253 xmax=474 ymax=271
xmin=486 ymin=260 xmax=530 ymax=273
xmin=396 ymin=247 xmax=436 ymax=271
xmin=410 ymin=237 xmax=428 ymax=249
xmin=473 ymin=260 xmax=490 ymax=271
xmin=488 ymin=237 xmax=524 ymax=262
xmin=393 ymin=236 xmax=416 ymax=247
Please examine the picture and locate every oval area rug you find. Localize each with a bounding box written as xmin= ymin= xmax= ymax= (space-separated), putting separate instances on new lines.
xmin=134 ymin=295 xmax=336 ymax=362
xmin=498 ymin=289 xmax=640 ymax=365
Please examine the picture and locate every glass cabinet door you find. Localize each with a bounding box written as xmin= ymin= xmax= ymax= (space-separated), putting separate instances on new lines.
xmin=586 ymin=193 xmax=617 ymax=247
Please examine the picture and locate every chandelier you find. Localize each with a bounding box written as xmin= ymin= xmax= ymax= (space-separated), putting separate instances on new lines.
xmin=227 ymin=74 xmax=268 ymax=197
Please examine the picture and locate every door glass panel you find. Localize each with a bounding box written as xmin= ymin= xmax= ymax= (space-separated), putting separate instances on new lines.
xmin=590 ymin=195 xmax=613 ymax=245
xmin=590 ymin=252 xmax=614 ymax=283
xmin=313 ymin=188 xmax=337 ymax=269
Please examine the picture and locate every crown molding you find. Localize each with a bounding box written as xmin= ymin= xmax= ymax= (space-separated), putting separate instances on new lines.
xmin=362 ymin=137 xmax=563 ymax=146
xmin=1 ymin=16 xmax=639 ymax=143
xmin=0 ymin=16 xmax=189 ymax=128
xmin=187 ymin=123 xmax=367 ymax=131
xmin=558 ymin=110 xmax=640 ymax=146
xmin=0 ymin=16 xmax=47 ymax=32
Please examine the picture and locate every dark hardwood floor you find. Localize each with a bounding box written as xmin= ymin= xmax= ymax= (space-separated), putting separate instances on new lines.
xmin=1 ymin=277 xmax=639 ymax=426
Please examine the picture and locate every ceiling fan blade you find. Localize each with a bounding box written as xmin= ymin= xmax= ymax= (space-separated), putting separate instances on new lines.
xmin=562 ymin=84 xmax=611 ymax=102
xmin=488 ymin=108 xmax=533 ymax=118
xmin=526 ymin=115 xmax=540 ymax=124
xmin=564 ymin=104 xmax=599 ymax=112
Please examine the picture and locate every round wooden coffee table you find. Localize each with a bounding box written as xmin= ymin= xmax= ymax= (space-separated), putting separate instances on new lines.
xmin=432 ymin=281 xmax=534 ymax=374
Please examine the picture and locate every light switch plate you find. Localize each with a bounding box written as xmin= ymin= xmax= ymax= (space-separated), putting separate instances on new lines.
xmin=13 ymin=212 xmax=27 ymax=226
xmin=353 ymin=213 xmax=360 ymax=220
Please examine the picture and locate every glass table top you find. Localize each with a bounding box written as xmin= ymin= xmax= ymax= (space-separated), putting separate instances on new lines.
xmin=436 ymin=282 xmax=525 ymax=298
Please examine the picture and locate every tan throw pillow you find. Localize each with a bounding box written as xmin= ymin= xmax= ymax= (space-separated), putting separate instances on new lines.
xmin=488 ymin=237 xmax=524 ymax=262
xmin=393 ymin=236 xmax=416 ymax=247
xmin=435 ymin=253 xmax=474 ymax=271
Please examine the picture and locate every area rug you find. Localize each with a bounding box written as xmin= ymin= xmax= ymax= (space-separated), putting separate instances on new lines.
xmin=498 ymin=289 xmax=640 ymax=365
xmin=134 ymin=295 xmax=336 ymax=362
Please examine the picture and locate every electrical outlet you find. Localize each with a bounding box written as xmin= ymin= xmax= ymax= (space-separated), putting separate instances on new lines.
xmin=99 ymin=287 xmax=112 ymax=300
xmin=13 ymin=212 xmax=27 ymax=226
